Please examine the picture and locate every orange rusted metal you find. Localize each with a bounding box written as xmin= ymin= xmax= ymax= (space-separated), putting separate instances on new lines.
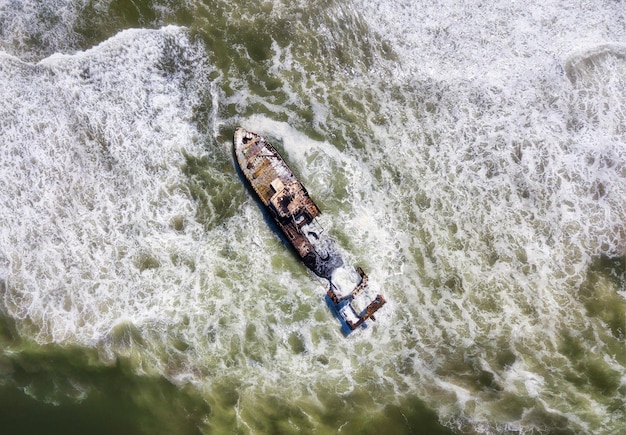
xmin=234 ymin=127 xmax=321 ymax=268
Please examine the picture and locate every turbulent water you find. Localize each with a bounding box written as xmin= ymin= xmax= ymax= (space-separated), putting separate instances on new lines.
xmin=1 ymin=1 xmax=625 ymax=433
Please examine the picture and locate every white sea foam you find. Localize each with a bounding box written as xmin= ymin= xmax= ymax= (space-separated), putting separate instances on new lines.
xmin=0 ymin=26 xmax=214 ymax=348
xmin=0 ymin=0 xmax=187 ymax=61
xmin=338 ymin=0 xmax=626 ymax=431
xmin=330 ymin=267 xmax=358 ymax=297
xmin=0 ymin=0 xmax=87 ymax=59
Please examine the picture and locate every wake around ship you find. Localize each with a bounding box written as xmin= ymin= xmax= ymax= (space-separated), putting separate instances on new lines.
xmin=233 ymin=127 xmax=386 ymax=334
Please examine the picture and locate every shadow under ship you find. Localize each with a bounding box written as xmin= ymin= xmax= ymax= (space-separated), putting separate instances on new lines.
xmin=234 ymin=127 xmax=385 ymax=334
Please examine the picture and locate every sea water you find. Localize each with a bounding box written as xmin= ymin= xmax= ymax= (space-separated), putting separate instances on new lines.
xmin=0 ymin=1 xmax=624 ymax=433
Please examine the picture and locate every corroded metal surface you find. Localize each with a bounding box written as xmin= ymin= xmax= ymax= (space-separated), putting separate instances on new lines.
xmin=234 ymin=127 xmax=386 ymax=334
xmin=234 ymin=127 xmax=321 ymax=268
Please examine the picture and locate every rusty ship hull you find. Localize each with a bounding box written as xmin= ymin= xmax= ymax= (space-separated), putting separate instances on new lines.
xmin=233 ymin=127 xmax=385 ymax=334
xmin=234 ymin=127 xmax=322 ymax=271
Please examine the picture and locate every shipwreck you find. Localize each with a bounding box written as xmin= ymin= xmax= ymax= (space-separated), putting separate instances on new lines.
xmin=233 ymin=127 xmax=385 ymax=334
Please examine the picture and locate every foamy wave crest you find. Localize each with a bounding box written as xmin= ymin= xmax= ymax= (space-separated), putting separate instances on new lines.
xmin=0 ymin=26 xmax=216 ymax=350
xmin=0 ymin=0 xmax=191 ymax=61
xmin=563 ymin=43 xmax=626 ymax=257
